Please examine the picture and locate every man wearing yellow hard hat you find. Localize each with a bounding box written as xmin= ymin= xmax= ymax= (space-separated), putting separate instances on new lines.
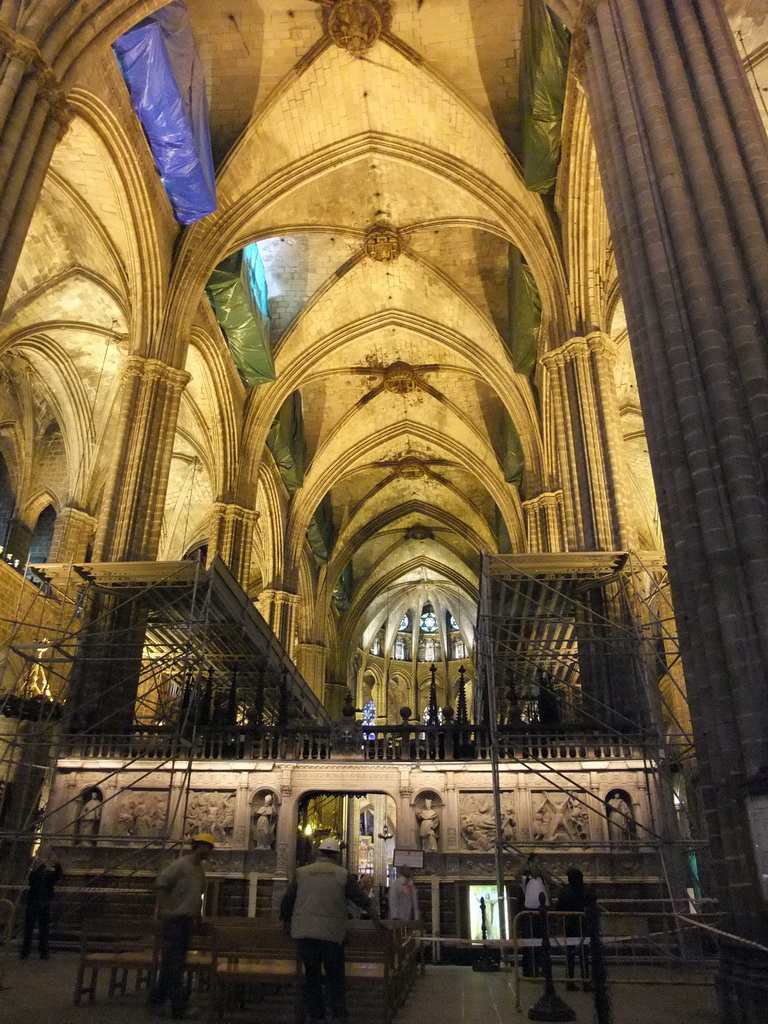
xmin=148 ymin=832 xmax=214 ymax=1019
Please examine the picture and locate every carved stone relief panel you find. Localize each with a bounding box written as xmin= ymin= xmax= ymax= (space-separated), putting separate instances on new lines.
xmin=459 ymin=792 xmax=517 ymax=852
xmin=115 ymin=790 xmax=169 ymax=839
xmin=532 ymin=791 xmax=589 ymax=843
xmin=183 ymin=791 xmax=236 ymax=846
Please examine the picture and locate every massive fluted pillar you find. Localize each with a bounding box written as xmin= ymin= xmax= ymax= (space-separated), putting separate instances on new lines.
xmin=208 ymin=503 xmax=260 ymax=588
xmin=71 ymin=356 xmax=189 ymax=732
xmin=564 ymin=0 xmax=768 ymax=969
xmin=542 ymin=334 xmax=633 ymax=551
xmin=256 ymin=589 xmax=300 ymax=655
xmin=94 ymin=357 xmax=190 ymax=562
xmin=0 ymin=22 xmax=74 ymax=308
xmin=50 ymin=507 xmax=97 ymax=563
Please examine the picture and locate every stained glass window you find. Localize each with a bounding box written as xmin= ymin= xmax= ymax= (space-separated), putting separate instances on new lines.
xmin=399 ymin=611 xmax=411 ymax=631
xmin=449 ymin=615 xmax=459 ymax=630
xmin=362 ymin=700 xmax=376 ymax=741
xmin=420 ymin=607 xmax=438 ymax=632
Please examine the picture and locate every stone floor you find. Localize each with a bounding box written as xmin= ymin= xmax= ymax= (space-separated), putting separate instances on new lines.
xmin=0 ymin=952 xmax=719 ymax=1024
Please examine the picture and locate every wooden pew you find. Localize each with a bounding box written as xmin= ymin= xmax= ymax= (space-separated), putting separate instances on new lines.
xmin=73 ymin=916 xmax=156 ymax=1004
xmin=209 ymin=918 xmax=300 ymax=1022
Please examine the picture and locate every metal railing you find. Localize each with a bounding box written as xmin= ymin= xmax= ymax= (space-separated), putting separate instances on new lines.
xmin=510 ymin=906 xmax=720 ymax=1009
xmin=56 ymin=725 xmax=649 ymax=763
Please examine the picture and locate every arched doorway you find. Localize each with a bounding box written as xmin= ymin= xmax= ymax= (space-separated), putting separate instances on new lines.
xmin=295 ymin=791 xmax=396 ymax=888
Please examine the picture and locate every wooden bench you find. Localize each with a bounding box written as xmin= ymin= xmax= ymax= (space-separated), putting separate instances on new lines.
xmin=209 ymin=919 xmax=300 ymax=1022
xmin=344 ymin=921 xmax=400 ymax=1024
xmin=73 ymin=917 xmax=157 ymax=1004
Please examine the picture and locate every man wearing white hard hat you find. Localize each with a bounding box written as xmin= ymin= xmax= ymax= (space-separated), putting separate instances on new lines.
xmin=149 ymin=832 xmax=214 ymax=1019
xmin=280 ymin=837 xmax=385 ymax=1024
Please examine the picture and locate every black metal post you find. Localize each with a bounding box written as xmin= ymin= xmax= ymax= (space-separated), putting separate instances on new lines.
xmin=472 ymin=895 xmax=500 ymax=972
xmin=586 ymin=897 xmax=612 ymax=1024
xmin=528 ymin=894 xmax=576 ymax=1022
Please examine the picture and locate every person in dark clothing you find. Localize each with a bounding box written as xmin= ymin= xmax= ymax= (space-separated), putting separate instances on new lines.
xmin=20 ymin=848 xmax=62 ymax=959
xmin=555 ymin=866 xmax=593 ymax=991
xmin=280 ymin=838 xmax=386 ymax=1024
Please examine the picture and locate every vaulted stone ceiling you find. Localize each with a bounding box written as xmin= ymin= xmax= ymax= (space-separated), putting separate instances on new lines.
xmin=3 ymin=0 xmax=767 ymax=694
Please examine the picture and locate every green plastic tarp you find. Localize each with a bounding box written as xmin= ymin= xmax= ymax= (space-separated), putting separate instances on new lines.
xmin=519 ymin=0 xmax=570 ymax=195
xmin=307 ymin=492 xmax=335 ymax=565
xmin=267 ymin=391 xmax=305 ymax=492
xmin=507 ymin=244 xmax=541 ymax=375
xmin=495 ymin=506 xmax=512 ymax=554
xmin=206 ymin=247 xmax=275 ymax=387
xmin=501 ymin=407 xmax=525 ymax=486
xmin=333 ymin=563 xmax=353 ymax=612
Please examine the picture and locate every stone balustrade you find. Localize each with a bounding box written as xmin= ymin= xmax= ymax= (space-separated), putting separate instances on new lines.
xmin=57 ymin=724 xmax=648 ymax=763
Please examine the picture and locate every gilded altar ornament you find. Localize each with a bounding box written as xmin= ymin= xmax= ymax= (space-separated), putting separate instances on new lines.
xmin=364 ymin=223 xmax=402 ymax=262
xmin=328 ymin=0 xmax=387 ymax=58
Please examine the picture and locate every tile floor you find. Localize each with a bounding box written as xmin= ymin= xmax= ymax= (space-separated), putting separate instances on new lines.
xmin=0 ymin=952 xmax=720 ymax=1024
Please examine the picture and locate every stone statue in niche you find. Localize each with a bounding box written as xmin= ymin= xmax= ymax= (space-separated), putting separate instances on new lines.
xmin=416 ymin=796 xmax=440 ymax=852
xmin=606 ymin=789 xmax=636 ymax=842
xmin=252 ymin=793 xmax=278 ymax=850
xmin=76 ymin=788 xmax=102 ymax=843
xmin=533 ymin=792 xmax=589 ymax=842
xmin=184 ymin=791 xmax=235 ymax=845
xmin=460 ymin=793 xmax=517 ymax=852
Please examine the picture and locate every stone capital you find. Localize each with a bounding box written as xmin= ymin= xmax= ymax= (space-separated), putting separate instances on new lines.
xmin=209 ymin=502 xmax=260 ymax=527
xmin=559 ymin=335 xmax=591 ymax=363
xmin=522 ymin=490 xmax=562 ymax=513
xmin=258 ymin=588 xmax=300 ymax=608
xmin=120 ymin=355 xmax=191 ymax=391
xmin=586 ymin=330 xmax=617 ymax=362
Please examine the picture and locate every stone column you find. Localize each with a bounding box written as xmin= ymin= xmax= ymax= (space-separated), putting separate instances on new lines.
xmin=541 ymin=335 xmax=633 ymax=551
xmin=94 ymin=356 xmax=191 ymax=562
xmin=324 ymin=679 xmax=347 ymax=719
xmin=49 ymin=507 xmax=97 ymax=563
xmin=294 ymin=642 xmax=328 ymax=701
xmin=208 ymin=503 xmax=259 ymax=587
xmin=256 ymin=589 xmax=300 ymax=654
xmin=371 ymin=793 xmax=388 ymax=884
xmin=0 ymin=25 xmax=75 ymax=307
xmin=70 ymin=357 xmax=189 ymax=731
xmin=571 ymin=0 xmax=768 ymax=958
xmin=522 ymin=491 xmax=565 ymax=552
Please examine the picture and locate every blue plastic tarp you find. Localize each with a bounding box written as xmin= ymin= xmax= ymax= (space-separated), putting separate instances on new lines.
xmin=113 ymin=1 xmax=216 ymax=225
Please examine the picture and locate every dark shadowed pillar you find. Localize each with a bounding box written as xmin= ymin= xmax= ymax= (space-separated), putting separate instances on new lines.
xmin=562 ymin=0 xmax=768 ymax=1012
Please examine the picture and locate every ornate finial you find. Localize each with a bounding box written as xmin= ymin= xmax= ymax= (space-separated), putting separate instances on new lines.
xmin=364 ymin=223 xmax=402 ymax=262
xmin=327 ymin=0 xmax=390 ymax=58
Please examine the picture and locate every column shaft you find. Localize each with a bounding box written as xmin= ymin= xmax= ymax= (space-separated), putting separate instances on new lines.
xmin=208 ymin=503 xmax=259 ymax=587
xmin=49 ymin=507 xmax=97 ymax=563
xmin=581 ymin=0 xmax=768 ymax=939
xmin=95 ymin=357 xmax=190 ymax=562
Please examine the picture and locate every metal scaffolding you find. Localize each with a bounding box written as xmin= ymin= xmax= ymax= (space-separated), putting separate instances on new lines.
xmin=475 ymin=551 xmax=702 ymax=943
xmin=0 ymin=556 xmax=330 ymax=908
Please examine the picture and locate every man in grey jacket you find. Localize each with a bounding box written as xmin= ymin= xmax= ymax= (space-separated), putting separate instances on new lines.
xmin=149 ymin=832 xmax=214 ymax=1019
xmin=280 ymin=837 xmax=385 ymax=1024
